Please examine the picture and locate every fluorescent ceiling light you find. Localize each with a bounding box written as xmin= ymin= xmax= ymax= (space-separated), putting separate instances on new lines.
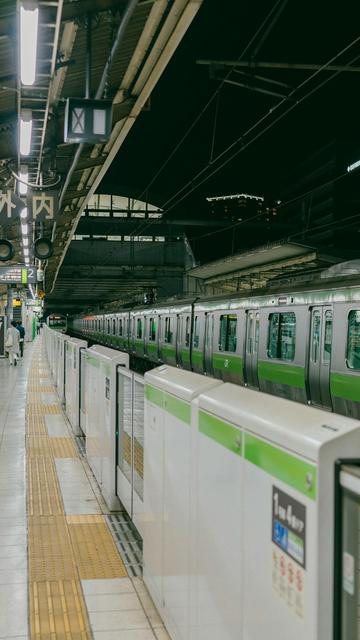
xmin=347 ymin=159 xmax=360 ymax=173
xmin=23 ymin=237 xmax=29 ymax=247
xmin=20 ymin=110 xmax=32 ymax=156
xmin=18 ymin=166 xmax=28 ymax=195
xmin=21 ymin=223 xmax=28 ymax=235
xmin=20 ymin=207 xmax=27 ymax=219
xmin=20 ymin=6 xmax=38 ymax=86
xmin=25 ymin=258 xmax=30 ymax=266
xmin=24 ymin=248 xmax=29 ymax=256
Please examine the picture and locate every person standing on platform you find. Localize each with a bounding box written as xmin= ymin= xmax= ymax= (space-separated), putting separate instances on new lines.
xmin=16 ymin=321 xmax=25 ymax=357
xmin=5 ymin=321 xmax=20 ymax=366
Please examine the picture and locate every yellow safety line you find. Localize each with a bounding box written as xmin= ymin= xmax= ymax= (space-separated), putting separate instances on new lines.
xmin=26 ymin=342 xmax=128 ymax=639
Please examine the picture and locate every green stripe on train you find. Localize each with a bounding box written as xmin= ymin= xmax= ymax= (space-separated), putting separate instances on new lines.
xmin=212 ymin=353 xmax=243 ymax=373
xmin=199 ymin=410 xmax=242 ymax=455
xmin=245 ymin=433 xmax=317 ymax=500
xmin=181 ymin=349 xmax=190 ymax=364
xmin=192 ymin=349 xmax=203 ymax=365
xmin=331 ymin=372 xmax=360 ymax=402
xmin=258 ymin=360 xmax=305 ymax=389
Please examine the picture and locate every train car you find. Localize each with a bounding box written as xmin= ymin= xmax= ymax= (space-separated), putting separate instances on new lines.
xmin=46 ymin=313 xmax=67 ymax=333
xmin=68 ymin=267 xmax=360 ymax=419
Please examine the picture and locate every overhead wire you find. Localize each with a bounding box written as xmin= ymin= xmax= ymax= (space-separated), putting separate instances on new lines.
xmin=160 ymin=38 xmax=360 ymax=214
xmin=130 ymin=0 xmax=290 ymax=235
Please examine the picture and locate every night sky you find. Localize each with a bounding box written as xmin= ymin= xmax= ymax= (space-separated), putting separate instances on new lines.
xmin=100 ymin=0 xmax=360 ymax=260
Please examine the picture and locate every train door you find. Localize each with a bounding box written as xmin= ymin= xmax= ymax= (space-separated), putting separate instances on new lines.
xmin=244 ymin=309 xmax=260 ymax=388
xmin=204 ymin=313 xmax=214 ymax=375
xmin=308 ymin=306 xmax=333 ymax=409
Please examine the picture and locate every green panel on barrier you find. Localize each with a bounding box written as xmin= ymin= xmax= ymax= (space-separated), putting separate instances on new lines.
xmin=330 ymin=371 xmax=360 ymax=402
xmin=164 ymin=393 xmax=191 ymax=425
xmin=212 ymin=353 xmax=243 ymax=374
xmin=199 ymin=410 xmax=242 ymax=455
xmin=258 ymin=360 xmax=305 ymax=389
xmin=86 ymin=354 xmax=100 ymax=368
xmin=245 ymin=433 xmax=317 ymax=500
xmin=145 ymin=384 xmax=163 ymax=408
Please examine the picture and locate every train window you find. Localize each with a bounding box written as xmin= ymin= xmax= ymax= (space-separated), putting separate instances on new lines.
xmin=149 ymin=318 xmax=156 ymax=341
xmin=268 ymin=312 xmax=296 ymax=361
xmin=137 ymin=318 xmax=142 ymax=339
xmin=119 ymin=319 xmax=123 ymax=336
xmin=347 ymin=310 xmax=360 ymax=369
xmin=311 ymin=311 xmax=321 ymax=363
xmin=107 ymin=319 xmax=111 ymax=334
xmin=219 ymin=314 xmax=237 ymax=352
xmin=184 ymin=316 xmax=190 ymax=347
xmin=113 ymin=319 xmax=116 ymax=334
xmin=255 ymin=312 xmax=260 ymax=353
xmin=164 ymin=317 xmax=173 ymax=343
xmin=193 ymin=316 xmax=200 ymax=348
xmin=322 ymin=310 xmax=333 ymax=364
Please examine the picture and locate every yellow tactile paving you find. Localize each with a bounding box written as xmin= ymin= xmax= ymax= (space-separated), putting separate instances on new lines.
xmin=50 ymin=437 xmax=77 ymax=458
xmin=67 ymin=517 xmax=127 ymax=579
xmin=27 ymin=456 xmax=64 ymax=516
xmin=29 ymin=516 xmax=77 ymax=581
xmin=26 ymin=343 xmax=129 ymax=639
xmin=29 ymin=580 xmax=91 ymax=639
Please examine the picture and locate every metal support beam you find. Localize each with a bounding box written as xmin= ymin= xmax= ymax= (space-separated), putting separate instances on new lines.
xmin=197 ymin=59 xmax=360 ymax=73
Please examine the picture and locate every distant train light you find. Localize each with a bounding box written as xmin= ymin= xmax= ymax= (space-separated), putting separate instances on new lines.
xmin=347 ymin=159 xmax=360 ymax=173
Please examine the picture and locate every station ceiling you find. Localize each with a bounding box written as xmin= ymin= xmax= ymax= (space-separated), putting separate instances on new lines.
xmin=1 ymin=0 xmax=360 ymax=311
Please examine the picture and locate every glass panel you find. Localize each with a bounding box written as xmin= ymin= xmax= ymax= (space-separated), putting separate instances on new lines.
xmin=149 ymin=318 xmax=156 ymax=341
xmin=133 ymin=379 xmax=144 ymax=501
xmin=219 ymin=314 xmax=237 ymax=352
xmin=311 ymin=311 xmax=321 ymax=363
xmin=268 ymin=312 xmax=296 ymax=361
xmin=165 ymin=318 xmax=172 ymax=343
xmin=117 ymin=375 xmax=132 ymax=483
xmin=322 ymin=310 xmax=333 ymax=364
xmin=193 ymin=316 xmax=200 ymax=348
xmin=137 ymin=318 xmax=142 ymax=339
xmin=341 ymin=486 xmax=360 ymax=638
xmin=247 ymin=313 xmax=253 ymax=354
xmin=254 ymin=312 xmax=260 ymax=353
xmin=185 ymin=316 xmax=190 ymax=347
xmin=347 ymin=310 xmax=360 ymax=369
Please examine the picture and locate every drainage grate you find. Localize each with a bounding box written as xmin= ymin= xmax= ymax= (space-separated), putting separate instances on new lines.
xmin=106 ymin=512 xmax=143 ymax=577
xmin=74 ymin=435 xmax=86 ymax=456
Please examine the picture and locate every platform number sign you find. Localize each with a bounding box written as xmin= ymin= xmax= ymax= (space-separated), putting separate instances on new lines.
xmin=271 ymin=486 xmax=306 ymax=619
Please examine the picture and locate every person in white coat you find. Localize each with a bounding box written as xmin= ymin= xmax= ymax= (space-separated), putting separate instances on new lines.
xmin=5 ymin=321 xmax=20 ymax=366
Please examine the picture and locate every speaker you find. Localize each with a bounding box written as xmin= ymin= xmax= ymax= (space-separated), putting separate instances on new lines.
xmin=0 ymin=239 xmax=14 ymax=262
xmin=34 ymin=238 xmax=53 ymax=260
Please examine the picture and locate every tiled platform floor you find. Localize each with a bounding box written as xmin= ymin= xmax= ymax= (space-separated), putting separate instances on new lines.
xmin=0 ymin=336 xmax=170 ymax=640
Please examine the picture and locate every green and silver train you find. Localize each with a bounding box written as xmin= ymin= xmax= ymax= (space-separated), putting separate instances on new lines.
xmin=70 ymin=267 xmax=360 ymax=419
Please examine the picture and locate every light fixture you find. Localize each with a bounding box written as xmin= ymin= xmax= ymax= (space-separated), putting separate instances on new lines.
xmin=0 ymin=240 xmax=14 ymax=262
xmin=34 ymin=237 xmax=53 ymax=260
xmin=20 ymin=110 xmax=32 ymax=156
xmin=20 ymin=5 xmax=38 ymax=86
xmin=18 ymin=166 xmax=28 ymax=196
xmin=25 ymin=258 xmax=30 ymax=266
xmin=20 ymin=207 xmax=28 ymax=219
xmin=24 ymin=247 xmax=29 ymax=257
xmin=21 ymin=223 xmax=28 ymax=235
xmin=347 ymin=159 xmax=360 ymax=173
xmin=23 ymin=237 xmax=29 ymax=247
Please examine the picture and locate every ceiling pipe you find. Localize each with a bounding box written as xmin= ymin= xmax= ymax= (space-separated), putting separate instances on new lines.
xmin=56 ymin=0 xmax=139 ymax=226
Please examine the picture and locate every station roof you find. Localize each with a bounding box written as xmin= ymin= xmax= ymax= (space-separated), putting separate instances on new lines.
xmin=1 ymin=0 xmax=360 ymax=310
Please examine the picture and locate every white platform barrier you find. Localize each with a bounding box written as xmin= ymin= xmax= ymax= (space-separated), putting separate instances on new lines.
xmin=84 ymin=345 xmax=129 ymax=510
xmin=143 ymin=365 xmax=360 ymax=640
xmin=116 ymin=368 xmax=145 ymax=536
xmin=65 ymin=337 xmax=87 ymax=436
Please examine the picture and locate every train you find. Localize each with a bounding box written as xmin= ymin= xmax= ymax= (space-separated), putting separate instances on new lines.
xmin=46 ymin=313 xmax=67 ymax=332
xmin=69 ymin=264 xmax=360 ymax=419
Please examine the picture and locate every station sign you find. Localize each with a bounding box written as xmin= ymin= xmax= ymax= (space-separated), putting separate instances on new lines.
xmin=27 ymin=190 xmax=59 ymax=222
xmin=0 ymin=264 xmax=37 ymax=284
xmin=0 ymin=190 xmax=27 ymax=226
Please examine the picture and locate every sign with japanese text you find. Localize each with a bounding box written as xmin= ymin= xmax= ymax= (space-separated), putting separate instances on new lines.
xmin=0 ymin=265 xmax=37 ymax=284
xmin=27 ymin=190 xmax=59 ymax=222
xmin=0 ymin=190 xmax=27 ymax=225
